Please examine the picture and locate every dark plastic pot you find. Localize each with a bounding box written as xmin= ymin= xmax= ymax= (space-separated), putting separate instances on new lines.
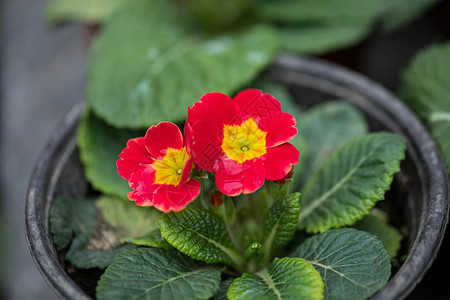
xmin=26 ymin=54 xmax=449 ymax=299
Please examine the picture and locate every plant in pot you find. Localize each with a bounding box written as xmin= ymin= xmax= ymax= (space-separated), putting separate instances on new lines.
xmin=26 ymin=0 xmax=449 ymax=299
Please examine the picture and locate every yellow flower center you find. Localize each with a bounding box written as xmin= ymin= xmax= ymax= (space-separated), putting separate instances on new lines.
xmin=152 ymin=147 xmax=189 ymax=186
xmin=221 ymin=118 xmax=267 ymax=164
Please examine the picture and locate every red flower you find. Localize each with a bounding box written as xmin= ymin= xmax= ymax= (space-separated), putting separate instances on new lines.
xmin=117 ymin=122 xmax=200 ymax=212
xmin=185 ymin=89 xmax=299 ymax=196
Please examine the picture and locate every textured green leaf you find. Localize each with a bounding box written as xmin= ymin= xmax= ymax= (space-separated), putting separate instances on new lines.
xmin=295 ymin=101 xmax=369 ymax=190
xmin=352 ymin=214 xmax=402 ymax=258
xmin=398 ymin=43 xmax=450 ymax=174
xmin=126 ymin=230 xmax=173 ymax=250
xmin=87 ymin=0 xmax=278 ymax=128
xmin=298 ymin=132 xmax=406 ymax=233
xmin=158 ymin=207 xmax=245 ymax=267
xmin=278 ymin=23 xmax=372 ymax=55
xmin=96 ymin=196 xmax=161 ymax=240
xmin=290 ymin=228 xmax=391 ymax=300
xmin=262 ymin=193 xmax=300 ymax=261
xmin=380 ymin=0 xmax=442 ymax=33
xmin=213 ymin=279 xmax=234 ymax=300
xmin=45 ymin=0 xmax=128 ymax=25
xmin=96 ymin=248 xmax=223 ymax=300
xmin=50 ymin=196 xmax=97 ymax=251
xmin=228 ymin=257 xmax=324 ymax=300
xmin=77 ymin=109 xmax=143 ymax=199
xmin=50 ymin=196 xmax=136 ymax=269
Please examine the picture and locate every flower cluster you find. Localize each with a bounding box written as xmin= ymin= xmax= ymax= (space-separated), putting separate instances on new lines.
xmin=117 ymin=89 xmax=299 ymax=212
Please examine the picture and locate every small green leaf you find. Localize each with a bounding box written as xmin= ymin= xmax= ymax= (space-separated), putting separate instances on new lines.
xmin=262 ymin=193 xmax=300 ymax=261
xmin=245 ymin=242 xmax=264 ymax=259
xmin=77 ymin=109 xmax=143 ymax=199
xmin=96 ymin=196 xmax=161 ymax=240
xmin=352 ymin=214 xmax=402 ymax=258
xmin=228 ymin=257 xmax=324 ymax=300
xmin=213 ymin=279 xmax=234 ymax=300
xmin=87 ymin=0 xmax=278 ymax=128
xmin=66 ymin=243 xmax=136 ymax=269
xmin=298 ymin=132 xmax=406 ymax=233
xmin=45 ymin=0 xmax=128 ymax=25
xmin=290 ymin=228 xmax=391 ymax=300
xmin=126 ymin=230 xmax=173 ymax=250
xmin=295 ymin=101 xmax=369 ymax=190
xmin=96 ymin=248 xmax=223 ymax=300
xmin=158 ymin=207 xmax=244 ymax=267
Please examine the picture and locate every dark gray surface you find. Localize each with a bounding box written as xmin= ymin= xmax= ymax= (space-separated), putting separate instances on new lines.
xmin=1 ymin=0 xmax=86 ymax=298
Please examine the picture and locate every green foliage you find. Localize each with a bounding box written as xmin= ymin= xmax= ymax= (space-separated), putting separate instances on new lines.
xmin=96 ymin=196 xmax=161 ymax=240
xmin=96 ymin=248 xmax=223 ymax=300
xmin=158 ymin=207 xmax=244 ymax=267
xmin=290 ymin=228 xmax=391 ymax=300
xmin=50 ymin=196 xmax=136 ymax=269
xmin=380 ymin=0 xmax=442 ymax=33
xmin=227 ymin=257 xmax=324 ymax=300
xmin=125 ymin=230 xmax=173 ymax=250
xmin=298 ymin=133 xmax=406 ymax=233
xmin=399 ymin=42 xmax=450 ymax=174
xmin=87 ymin=0 xmax=278 ymax=128
xmin=213 ymin=279 xmax=234 ymax=300
xmin=77 ymin=110 xmax=143 ymax=199
xmin=294 ymin=101 xmax=369 ymax=190
xmin=262 ymin=193 xmax=300 ymax=261
xmin=352 ymin=214 xmax=403 ymax=258
xmin=45 ymin=0 xmax=128 ymax=25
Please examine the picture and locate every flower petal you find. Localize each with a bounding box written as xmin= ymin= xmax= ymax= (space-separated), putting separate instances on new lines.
xmin=144 ymin=122 xmax=183 ymax=158
xmin=188 ymin=92 xmax=240 ymax=128
xmin=152 ymin=179 xmax=201 ymax=212
xmin=215 ymin=158 xmax=266 ymax=196
xmin=265 ymin=143 xmax=300 ymax=181
xmin=117 ymin=137 xmax=153 ymax=180
xmin=127 ymin=165 xmax=158 ymax=206
xmin=233 ymin=89 xmax=281 ymax=122
xmin=189 ymin=120 xmax=224 ymax=172
xmin=261 ymin=112 xmax=298 ymax=147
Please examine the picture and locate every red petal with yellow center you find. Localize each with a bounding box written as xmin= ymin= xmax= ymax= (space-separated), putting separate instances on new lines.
xmin=265 ymin=143 xmax=300 ymax=181
xmin=152 ymin=179 xmax=201 ymax=212
xmin=144 ymin=122 xmax=183 ymax=159
xmin=117 ymin=137 xmax=153 ymax=180
xmin=261 ymin=112 xmax=298 ymax=147
xmin=234 ymin=89 xmax=281 ymax=122
xmin=215 ymin=158 xmax=266 ymax=196
xmin=127 ymin=165 xmax=158 ymax=206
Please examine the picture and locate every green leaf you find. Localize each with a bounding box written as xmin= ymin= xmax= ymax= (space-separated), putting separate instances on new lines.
xmin=87 ymin=0 xmax=278 ymax=128
xmin=295 ymin=101 xmax=369 ymax=190
xmin=96 ymin=196 xmax=161 ymax=240
xmin=398 ymin=42 xmax=450 ymax=174
xmin=50 ymin=196 xmax=97 ymax=251
xmin=158 ymin=207 xmax=245 ymax=267
xmin=380 ymin=0 xmax=442 ymax=33
xmin=290 ymin=228 xmax=391 ymax=300
xmin=262 ymin=193 xmax=300 ymax=261
xmin=227 ymin=257 xmax=324 ymax=300
xmin=50 ymin=196 xmax=136 ymax=269
xmin=352 ymin=214 xmax=402 ymax=258
xmin=298 ymin=132 xmax=406 ymax=233
xmin=96 ymin=247 xmax=223 ymax=300
xmin=45 ymin=0 xmax=128 ymax=25
xmin=213 ymin=279 xmax=234 ymax=300
xmin=77 ymin=109 xmax=144 ymax=199
xmin=278 ymin=23 xmax=372 ymax=55
xmin=126 ymin=230 xmax=173 ymax=250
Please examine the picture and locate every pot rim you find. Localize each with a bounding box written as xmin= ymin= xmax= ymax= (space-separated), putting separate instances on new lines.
xmin=25 ymin=54 xmax=449 ymax=300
